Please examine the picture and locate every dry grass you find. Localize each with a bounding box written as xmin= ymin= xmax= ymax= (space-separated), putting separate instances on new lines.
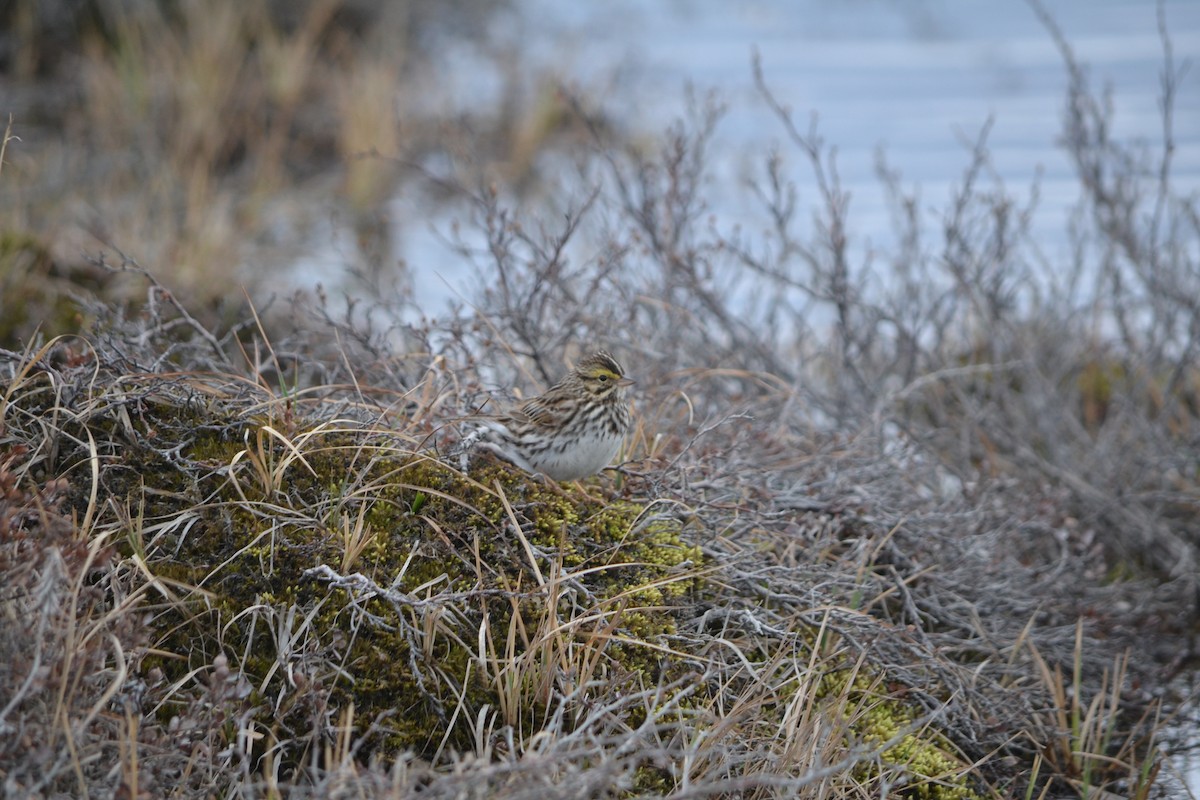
xmin=0 ymin=0 xmax=569 ymax=344
xmin=0 ymin=297 xmax=1186 ymax=797
xmin=2 ymin=1 xmax=1198 ymax=798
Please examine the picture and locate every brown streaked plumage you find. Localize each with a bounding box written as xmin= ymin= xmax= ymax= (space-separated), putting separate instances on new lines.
xmin=466 ymin=351 xmax=634 ymax=480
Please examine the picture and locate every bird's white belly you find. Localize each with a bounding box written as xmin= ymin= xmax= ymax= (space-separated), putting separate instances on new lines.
xmin=531 ymin=429 xmax=623 ymax=481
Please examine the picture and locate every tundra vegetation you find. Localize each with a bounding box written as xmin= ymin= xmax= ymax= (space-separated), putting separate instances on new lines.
xmin=1 ymin=1 xmax=1197 ymax=798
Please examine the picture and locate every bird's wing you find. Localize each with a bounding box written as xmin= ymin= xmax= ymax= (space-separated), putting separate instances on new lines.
xmin=509 ymin=396 xmax=564 ymax=429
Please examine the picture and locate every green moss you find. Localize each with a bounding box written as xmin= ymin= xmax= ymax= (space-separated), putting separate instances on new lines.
xmin=56 ymin=399 xmax=702 ymax=764
xmin=5 ymin=377 xmax=989 ymax=794
xmin=817 ymin=670 xmax=980 ymax=799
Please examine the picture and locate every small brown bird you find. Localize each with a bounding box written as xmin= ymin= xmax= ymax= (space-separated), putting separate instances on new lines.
xmin=464 ymin=351 xmax=634 ymax=480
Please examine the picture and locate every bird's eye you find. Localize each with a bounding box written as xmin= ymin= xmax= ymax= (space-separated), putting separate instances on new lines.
xmin=597 ymin=374 xmax=609 ymax=382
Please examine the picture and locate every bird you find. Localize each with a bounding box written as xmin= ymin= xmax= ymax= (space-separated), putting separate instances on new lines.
xmin=461 ymin=351 xmax=634 ymax=481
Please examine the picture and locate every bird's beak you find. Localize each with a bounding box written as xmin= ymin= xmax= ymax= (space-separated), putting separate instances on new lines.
xmin=618 ymin=377 xmax=635 ymax=388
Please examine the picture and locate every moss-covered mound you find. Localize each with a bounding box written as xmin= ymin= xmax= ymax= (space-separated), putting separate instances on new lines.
xmin=2 ymin=361 xmax=985 ymax=798
xmin=84 ymin=400 xmax=700 ymax=760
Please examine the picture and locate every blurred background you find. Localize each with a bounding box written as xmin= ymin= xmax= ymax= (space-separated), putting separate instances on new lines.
xmin=1 ymin=0 xmax=1196 ymax=339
